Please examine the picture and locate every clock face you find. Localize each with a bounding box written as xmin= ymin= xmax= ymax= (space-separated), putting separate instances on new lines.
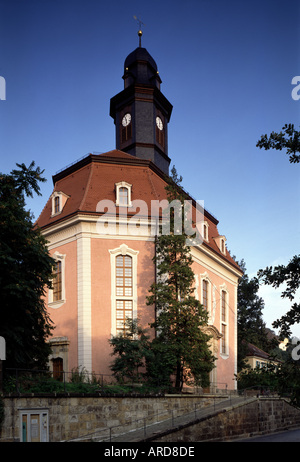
xmin=156 ymin=116 xmax=163 ymax=131
xmin=122 ymin=113 xmax=131 ymax=127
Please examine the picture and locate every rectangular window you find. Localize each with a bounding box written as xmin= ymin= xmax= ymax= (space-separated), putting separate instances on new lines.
xmin=221 ymin=290 xmax=227 ymax=354
xmin=116 ymin=300 xmax=133 ymax=334
xmin=53 ymin=260 xmax=62 ymax=302
xmin=116 ymin=255 xmax=132 ymax=297
xmin=121 ymin=123 xmax=132 ymax=143
xmin=156 ymin=126 xmax=165 ymax=148
xmin=54 ymin=196 xmax=60 ymax=214
xmin=119 ymin=187 xmax=129 ymax=206
xmin=202 ymin=280 xmax=208 ymax=310
xmin=115 ymin=255 xmax=133 ymax=334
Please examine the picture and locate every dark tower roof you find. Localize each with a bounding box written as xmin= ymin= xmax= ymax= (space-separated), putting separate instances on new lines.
xmin=123 ymin=46 xmax=162 ymax=89
xmin=124 ymin=47 xmax=158 ymax=72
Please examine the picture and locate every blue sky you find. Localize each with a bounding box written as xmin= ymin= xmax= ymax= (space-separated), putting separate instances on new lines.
xmin=0 ymin=0 xmax=299 ymax=336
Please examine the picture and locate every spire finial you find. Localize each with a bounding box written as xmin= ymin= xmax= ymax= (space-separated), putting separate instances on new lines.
xmin=133 ymin=15 xmax=145 ymax=47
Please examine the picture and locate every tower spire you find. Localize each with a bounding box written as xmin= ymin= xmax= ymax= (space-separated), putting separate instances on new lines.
xmin=133 ymin=15 xmax=144 ymax=47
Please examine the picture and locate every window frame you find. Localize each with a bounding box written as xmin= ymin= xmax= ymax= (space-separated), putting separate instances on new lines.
xmin=48 ymin=252 xmax=66 ymax=308
xmin=200 ymin=272 xmax=211 ymax=318
xmin=109 ymin=244 xmax=139 ymax=336
xmin=51 ymin=191 xmax=69 ymax=217
xmin=220 ymin=285 xmax=229 ymax=358
xmin=115 ymin=181 xmax=132 ymax=208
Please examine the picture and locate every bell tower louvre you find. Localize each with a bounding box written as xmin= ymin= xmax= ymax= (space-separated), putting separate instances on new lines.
xmin=110 ymin=29 xmax=173 ymax=175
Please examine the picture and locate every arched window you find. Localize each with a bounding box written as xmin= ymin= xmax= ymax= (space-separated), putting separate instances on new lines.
xmin=109 ymin=244 xmax=138 ymax=336
xmin=202 ymin=279 xmax=208 ymax=310
xmin=200 ymin=273 xmax=211 ymax=316
xmin=220 ymin=289 xmax=229 ymax=356
xmin=54 ymin=196 xmax=60 ymax=214
xmin=116 ymin=254 xmax=133 ymax=334
xmin=48 ymin=252 xmax=66 ymax=308
xmin=115 ymin=182 xmax=132 ymax=207
xmin=53 ymin=260 xmax=62 ymax=302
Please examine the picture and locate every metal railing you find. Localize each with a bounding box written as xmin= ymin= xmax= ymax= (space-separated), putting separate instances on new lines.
xmin=3 ymin=368 xmax=231 ymax=396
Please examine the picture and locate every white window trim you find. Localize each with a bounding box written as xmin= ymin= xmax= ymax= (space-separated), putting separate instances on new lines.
xmin=48 ymin=251 xmax=66 ymax=309
xmin=115 ymin=181 xmax=132 ymax=207
xmin=200 ymin=272 xmax=211 ymax=320
xmin=109 ymin=244 xmax=139 ymax=336
xmin=220 ymin=283 xmax=229 ymax=359
xmin=202 ymin=221 xmax=209 ymax=242
xmin=19 ymin=409 xmax=49 ymax=442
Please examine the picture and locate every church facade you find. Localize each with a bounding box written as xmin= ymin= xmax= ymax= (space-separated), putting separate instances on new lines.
xmin=36 ymin=34 xmax=242 ymax=391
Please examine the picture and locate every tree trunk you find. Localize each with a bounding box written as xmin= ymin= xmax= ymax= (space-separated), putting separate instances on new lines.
xmin=175 ymin=360 xmax=182 ymax=392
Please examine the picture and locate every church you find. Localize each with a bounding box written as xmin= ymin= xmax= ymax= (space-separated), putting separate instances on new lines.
xmin=36 ymin=30 xmax=243 ymax=392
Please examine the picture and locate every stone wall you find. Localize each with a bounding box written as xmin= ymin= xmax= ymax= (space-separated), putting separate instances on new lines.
xmin=2 ymin=395 xmax=300 ymax=443
xmin=151 ymin=398 xmax=300 ymax=442
xmin=0 ymin=393 xmax=219 ymax=442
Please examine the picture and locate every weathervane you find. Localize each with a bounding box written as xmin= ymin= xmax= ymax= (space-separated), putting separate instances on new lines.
xmin=133 ymin=15 xmax=145 ymax=47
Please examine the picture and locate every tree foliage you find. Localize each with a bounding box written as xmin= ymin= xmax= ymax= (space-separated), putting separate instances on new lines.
xmin=256 ymin=123 xmax=300 ymax=163
xmin=0 ymin=162 xmax=55 ymax=370
xmin=109 ymin=319 xmax=151 ymax=383
xmin=258 ymin=255 xmax=300 ymax=338
xmin=236 ymin=259 xmax=274 ymax=372
xmin=146 ymin=166 xmax=215 ymax=391
xmin=256 ymin=124 xmax=300 ymax=338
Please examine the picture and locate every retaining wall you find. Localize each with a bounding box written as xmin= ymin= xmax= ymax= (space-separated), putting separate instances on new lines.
xmin=0 ymin=393 xmax=220 ymax=442
xmin=150 ymin=398 xmax=300 ymax=442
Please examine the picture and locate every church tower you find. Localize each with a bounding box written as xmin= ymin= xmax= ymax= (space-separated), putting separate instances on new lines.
xmin=110 ymin=30 xmax=173 ymax=175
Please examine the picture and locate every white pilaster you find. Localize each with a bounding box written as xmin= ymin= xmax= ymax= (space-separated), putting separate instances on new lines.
xmin=77 ymin=233 xmax=92 ymax=373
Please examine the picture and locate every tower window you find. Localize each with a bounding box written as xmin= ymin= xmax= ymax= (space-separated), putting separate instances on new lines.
xmin=121 ymin=112 xmax=132 ymax=143
xmin=156 ymin=116 xmax=165 ymax=148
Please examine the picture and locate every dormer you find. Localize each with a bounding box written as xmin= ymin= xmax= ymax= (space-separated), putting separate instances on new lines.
xmin=214 ymin=235 xmax=227 ymax=255
xmin=202 ymin=221 xmax=209 ymax=242
xmin=115 ymin=181 xmax=132 ymax=207
xmin=51 ymin=191 xmax=69 ymax=217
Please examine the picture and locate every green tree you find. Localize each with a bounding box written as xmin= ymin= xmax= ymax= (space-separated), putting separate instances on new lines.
xmin=236 ymin=259 xmax=271 ymax=371
xmin=0 ymin=162 xmax=55 ymax=370
xmin=258 ymin=255 xmax=300 ymax=338
xmin=256 ymin=123 xmax=300 ymax=163
xmin=109 ymin=319 xmax=151 ymax=383
xmin=146 ymin=167 xmax=215 ymax=391
xmin=256 ymin=125 xmax=299 ymax=338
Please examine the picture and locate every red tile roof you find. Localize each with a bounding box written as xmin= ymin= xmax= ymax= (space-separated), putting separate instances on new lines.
xmin=35 ymin=150 xmax=242 ymax=273
xmin=246 ymin=343 xmax=270 ymax=360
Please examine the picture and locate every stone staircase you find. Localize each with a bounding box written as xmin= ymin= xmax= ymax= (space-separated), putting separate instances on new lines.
xmin=89 ymin=395 xmax=258 ymax=442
